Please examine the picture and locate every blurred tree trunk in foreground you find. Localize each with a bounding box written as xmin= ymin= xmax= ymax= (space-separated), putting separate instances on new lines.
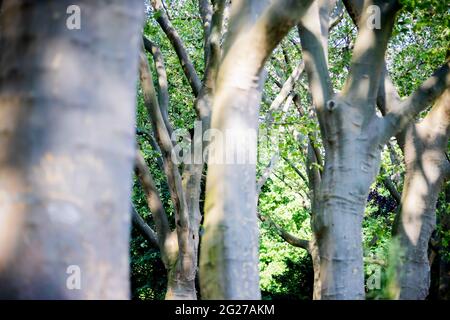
xmin=0 ymin=0 xmax=144 ymax=299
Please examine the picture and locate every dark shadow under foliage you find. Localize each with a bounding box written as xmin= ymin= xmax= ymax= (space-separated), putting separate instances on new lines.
xmin=262 ymin=254 xmax=314 ymax=300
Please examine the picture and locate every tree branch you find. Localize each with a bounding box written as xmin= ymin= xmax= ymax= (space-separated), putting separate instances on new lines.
xmin=136 ymin=127 xmax=164 ymax=172
xmin=268 ymin=59 xmax=305 ymax=117
xmin=195 ymin=0 xmax=226 ymax=124
xmin=342 ymin=0 xmax=400 ymax=103
xmin=329 ymin=0 xmax=344 ymax=31
xmin=150 ymin=0 xmax=202 ymax=96
xmin=220 ymin=0 xmax=314 ymax=84
xmin=383 ymin=61 xmax=450 ymax=139
xmin=256 ymin=154 xmax=280 ymax=196
xmin=199 ymin=0 xmax=213 ymax=52
xmin=134 ymin=151 xmax=171 ymax=253
xmin=297 ymin=1 xmax=334 ymax=117
xmin=202 ymin=0 xmax=226 ymax=91
xmin=142 ymin=36 xmax=172 ymax=135
xmin=258 ymin=212 xmax=310 ymax=251
xmin=131 ymin=205 xmax=160 ymax=250
xmin=292 ymin=94 xmax=324 ymax=173
xmin=380 ymin=166 xmax=401 ymax=205
xmin=282 ymin=155 xmax=309 ymax=186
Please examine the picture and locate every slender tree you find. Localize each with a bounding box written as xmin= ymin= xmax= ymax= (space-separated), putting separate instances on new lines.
xmin=132 ymin=0 xmax=226 ymax=299
xmin=294 ymin=0 xmax=450 ymax=299
xmin=392 ymin=88 xmax=450 ymax=299
xmin=0 ymin=0 xmax=144 ymax=299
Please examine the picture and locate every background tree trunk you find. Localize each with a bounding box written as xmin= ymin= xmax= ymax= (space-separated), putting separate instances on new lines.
xmin=395 ymin=90 xmax=450 ymax=299
xmin=0 ymin=0 xmax=144 ymax=299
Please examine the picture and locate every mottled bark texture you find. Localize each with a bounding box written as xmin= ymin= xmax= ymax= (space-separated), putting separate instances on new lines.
xmin=139 ymin=53 xmax=197 ymax=300
xmin=438 ymin=185 xmax=450 ymax=300
xmin=0 ymin=0 xmax=144 ymax=298
xmin=297 ymin=0 xmax=450 ymax=299
xmin=395 ymin=89 xmax=450 ymax=299
xmin=137 ymin=0 xmax=227 ymax=300
xmin=200 ymin=0 xmax=314 ymax=299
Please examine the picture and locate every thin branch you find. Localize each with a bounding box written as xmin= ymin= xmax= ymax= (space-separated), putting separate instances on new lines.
xmin=150 ymin=0 xmax=202 ymax=96
xmin=380 ymin=166 xmax=402 ymax=205
xmin=142 ymin=36 xmax=172 ymax=135
xmin=292 ymin=94 xmax=324 ymax=172
xmin=139 ymin=51 xmax=190 ymax=237
xmin=221 ymin=0 xmax=314 ymax=82
xmin=383 ymin=61 xmax=450 ymax=139
xmin=282 ymin=155 xmax=309 ymax=186
xmin=268 ymin=60 xmax=305 ymax=117
xmin=297 ymin=1 xmax=334 ymax=117
xmin=131 ymin=205 xmax=160 ymax=250
xmin=329 ymin=0 xmax=344 ymax=31
xmin=342 ymin=0 xmax=400 ymax=103
xmin=256 ymin=154 xmax=280 ymax=196
xmin=306 ymin=141 xmax=321 ymax=204
xmin=136 ymin=128 xmax=164 ymax=172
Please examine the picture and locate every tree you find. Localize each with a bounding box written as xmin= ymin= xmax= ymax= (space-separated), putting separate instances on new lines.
xmin=199 ymin=0 xmax=315 ymax=299
xmin=132 ymin=0 xmax=449 ymax=300
xmin=132 ymin=0 xmax=225 ymax=299
xmin=290 ymin=0 xmax=449 ymax=299
xmin=0 ymin=0 xmax=144 ymax=298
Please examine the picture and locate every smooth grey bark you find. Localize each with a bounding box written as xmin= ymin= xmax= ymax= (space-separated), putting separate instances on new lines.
xmin=438 ymin=183 xmax=450 ymax=300
xmin=150 ymin=0 xmax=202 ymax=97
xmin=345 ymin=0 xmax=450 ymax=300
xmin=299 ymin=0 xmax=402 ymax=299
xmin=137 ymin=1 xmax=226 ymax=300
xmin=375 ymin=48 xmax=450 ymax=300
xmin=296 ymin=0 xmax=450 ymax=299
xmin=165 ymin=0 xmax=227 ymax=299
xmin=200 ymin=0 xmax=314 ymax=299
xmin=0 ymin=0 xmax=144 ymax=299
xmin=139 ymin=52 xmax=197 ymax=300
xmin=395 ymin=89 xmax=450 ymax=299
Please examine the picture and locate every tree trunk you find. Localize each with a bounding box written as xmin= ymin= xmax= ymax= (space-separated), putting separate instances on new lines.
xmin=165 ymin=260 xmax=197 ymax=300
xmin=395 ymin=90 xmax=450 ymax=299
xmin=308 ymin=236 xmax=322 ymax=300
xmin=313 ymin=98 xmax=383 ymax=300
xmin=164 ymin=163 xmax=204 ymax=300
xmin=0 ymin=0 xmax=143 ymax=299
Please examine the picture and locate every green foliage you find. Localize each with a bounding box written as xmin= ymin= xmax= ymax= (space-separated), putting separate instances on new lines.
xmin=130 ymin=231 xmax=166 ymax=300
